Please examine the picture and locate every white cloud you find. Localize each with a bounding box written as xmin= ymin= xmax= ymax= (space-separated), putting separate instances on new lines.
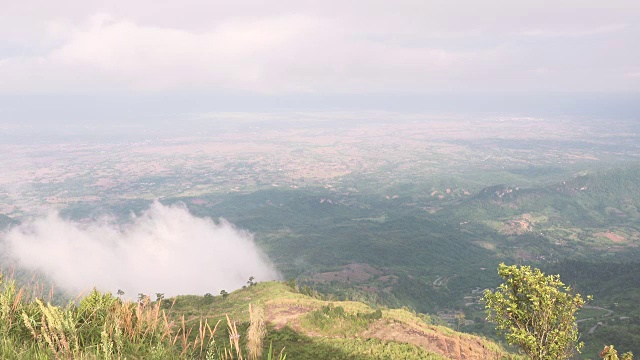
xmin=2 ymin=202 xmax=280 ymax=297
xmin=0 ymin=2 xmax=639 ymax=95
xmin=0 ymin=12 xmax=489 ymax=94
xmin=520 ymin=24 xmax=629 ymax=37
xmin=47 ymin=14 xmax=321 ymax=92
xmin=529 ymin=67 xmax=550 ymax=74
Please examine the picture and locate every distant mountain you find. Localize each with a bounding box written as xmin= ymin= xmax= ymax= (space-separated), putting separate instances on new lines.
xmin=466 ymin=164 xmax=640 ymax=226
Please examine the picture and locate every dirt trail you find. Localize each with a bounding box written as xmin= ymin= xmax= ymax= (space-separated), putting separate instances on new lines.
xmin=265 ymin=303 xmax=503 ymax=360
xmin=266 ymin=304 xmax=311 ymax=331
xmin=361 ymin=320 xmax=501 ymax=360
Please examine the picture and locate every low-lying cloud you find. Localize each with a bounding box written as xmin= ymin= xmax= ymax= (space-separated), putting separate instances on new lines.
xmin=2 ymin=202 xmax=280 ymax=298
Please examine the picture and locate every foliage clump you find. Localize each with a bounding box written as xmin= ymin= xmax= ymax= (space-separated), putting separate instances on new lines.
xmin=600 ymin=345 xmax=634 ymax=360
xmin=483 ymin=263 xmax=589 ymax=360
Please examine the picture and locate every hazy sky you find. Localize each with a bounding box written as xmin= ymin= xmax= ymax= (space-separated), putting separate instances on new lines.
xmin=1 ymin=1 xmax=639 ymax=122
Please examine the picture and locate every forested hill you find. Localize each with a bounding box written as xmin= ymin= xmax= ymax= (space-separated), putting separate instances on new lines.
xmin=544 ymin=260 xmax=640 ymax=356
xmin=462 ymin=164 xmax=640 ymax=229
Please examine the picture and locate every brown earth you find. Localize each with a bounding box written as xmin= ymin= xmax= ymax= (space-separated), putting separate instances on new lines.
xmin=376 ymin=275 xmax=399 ymax=284
xmin=361 ymin=320 xmax=503 ymax=360
xmin=594 ymin=231 xmax=626 ymax=243
xmin=499 ymin=215 xmax=532 ymax=235
xmin=266 ymin=304 xmax=313 ymax=331
xmin=264 ymin=302 xmax=505 ymax=360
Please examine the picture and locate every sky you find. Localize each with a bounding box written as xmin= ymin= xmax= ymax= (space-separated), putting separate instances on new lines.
xmin=1 ymin=0 xmax=639 ymax=123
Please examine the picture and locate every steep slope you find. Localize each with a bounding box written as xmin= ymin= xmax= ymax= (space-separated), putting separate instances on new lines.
xmin=167 ymin=281 xmax=516 ymax=360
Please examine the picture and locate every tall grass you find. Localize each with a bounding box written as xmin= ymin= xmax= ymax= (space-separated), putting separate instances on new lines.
xmin=0 ymin=274 xmax=285 ymax=359
xmin=247 ymin=304 xmax=266 ymax=360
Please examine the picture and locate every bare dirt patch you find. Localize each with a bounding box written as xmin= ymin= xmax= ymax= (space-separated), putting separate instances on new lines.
xmin=499 ymin=214 xmax=533 ymax=235
xmin=266 ymin=304 xmax=311 ymax=331
xmin=361 ymin=320 xmax=500 ymax=360
xmin=264 ymin=303 xmax=503 ymax=359
xmin=594 ymin=231 xmax=627 ymax=243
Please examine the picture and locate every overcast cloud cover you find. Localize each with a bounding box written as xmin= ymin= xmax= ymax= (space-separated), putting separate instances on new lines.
xmin=0 ymin=0 xmax=639 ymax=121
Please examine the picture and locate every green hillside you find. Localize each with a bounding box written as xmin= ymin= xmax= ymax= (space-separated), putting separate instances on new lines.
xmin=164 ymin=281 xmax=516 ymax=360
xmin=0 ymin=275 xmax=517 ymax=360
xmin=544 ymin=260 xmax=640 ymax=357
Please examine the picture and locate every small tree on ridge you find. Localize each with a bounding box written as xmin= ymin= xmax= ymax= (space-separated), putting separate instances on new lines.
xmin=483 ymin=263 xmax=589 ymax=360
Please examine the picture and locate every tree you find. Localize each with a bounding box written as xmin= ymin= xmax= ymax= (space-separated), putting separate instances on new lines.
xmin=285 ymin=278 xmax=297 ymax=291
xmin=137 ymin=293 xmax=149 ymax=304
xmin=220 ymin=289 xmax=229 ymax=299
xmin=455 ymin=312 xmax=465 ymax=331
xmin=600 ymin=345 xmax=634 ymax=360
xmin=155 ymin=293 xmax=164 ymax=302
xmin=483 ymin=263 xmax=589 ymax=360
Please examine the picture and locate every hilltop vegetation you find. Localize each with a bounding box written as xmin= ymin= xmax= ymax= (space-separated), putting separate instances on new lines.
xmin=0 ymin=275 xmax=516 ymax=360
xmin=2 ymin=265 xmax=633 ymax=359
xmin=483 ymin=264 xmax=588 ymax=360
xmin=0 ymin=274 xmax=235 ymax=359
xmin=162 ymin=281 xmax=517 ymax=360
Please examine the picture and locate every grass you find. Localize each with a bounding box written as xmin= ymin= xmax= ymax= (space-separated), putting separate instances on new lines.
xmin=0 ymin=274 xmax=285 ymax=360
xmin=300 ymin=304 xmax=382 ymax=337
xmin=266 ymin=326 xmax=447 ymax=360
xmin=0 ymin=273 xmax=518 ymax=359
xmin=167 ymin=281 xmax=519 ymax=360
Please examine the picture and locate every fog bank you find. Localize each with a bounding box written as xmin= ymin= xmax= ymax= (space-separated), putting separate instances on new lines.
xmin=2 ymin=202 xmax=280 ymax=297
